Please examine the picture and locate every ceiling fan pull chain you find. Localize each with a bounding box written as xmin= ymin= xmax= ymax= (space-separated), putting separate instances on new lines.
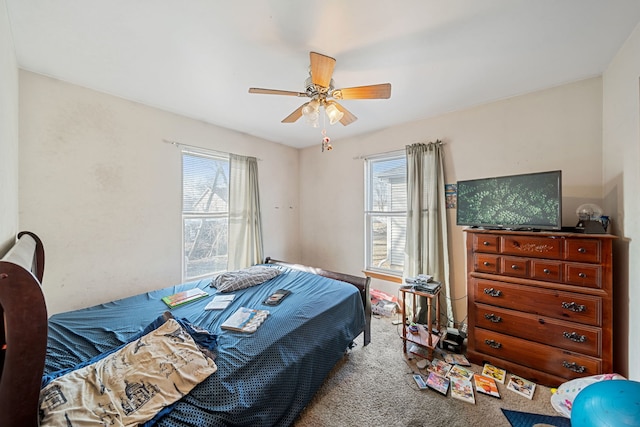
xmin=321 ymin=128 xmax=332 ymax=152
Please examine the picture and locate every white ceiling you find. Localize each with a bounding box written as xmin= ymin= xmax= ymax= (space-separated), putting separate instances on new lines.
xmin=6 ymin=1 xmax=640 ymax=149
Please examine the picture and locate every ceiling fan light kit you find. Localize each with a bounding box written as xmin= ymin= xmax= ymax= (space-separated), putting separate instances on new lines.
xmin=324 ymin=101 xmax=344 ymax=125
xmin=249 ymin=51 xmax=391 ymax=151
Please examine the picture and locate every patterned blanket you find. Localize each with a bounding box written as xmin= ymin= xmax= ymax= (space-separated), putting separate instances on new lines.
xmin=39 ymin=318 xmax=218 ymax=426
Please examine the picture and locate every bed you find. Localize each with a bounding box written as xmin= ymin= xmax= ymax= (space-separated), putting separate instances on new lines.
xmin=0 ymin=231 xmax=371 ymax=427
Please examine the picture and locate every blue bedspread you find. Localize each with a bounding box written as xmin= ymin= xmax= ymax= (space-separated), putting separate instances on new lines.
xmin=44 ymin=266 xmax=366 ymax=426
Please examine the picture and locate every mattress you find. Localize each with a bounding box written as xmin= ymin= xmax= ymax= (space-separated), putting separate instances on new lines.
xmin=43 ymin=266 xmax=366 ymax=426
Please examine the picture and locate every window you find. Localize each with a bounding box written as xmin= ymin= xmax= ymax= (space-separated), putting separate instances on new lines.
xmin=364 ymin=152 xmax=407 ymax=275
xmin=182 ymin=150 xmax=230 ymax=280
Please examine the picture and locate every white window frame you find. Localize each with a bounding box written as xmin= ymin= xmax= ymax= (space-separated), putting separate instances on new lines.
xmin=182 ymin=149 xmax=230 ymax=281
xmin=364 ymin=150 xmax=407 ymax=277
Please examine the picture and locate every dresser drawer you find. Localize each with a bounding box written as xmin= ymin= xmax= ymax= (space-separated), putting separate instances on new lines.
xmin=500 ymin=256 xmax=529 ymax=278
xmin=472 ymin=278 xmax=602 ymax=326
xmin=565 ymin=239 xmax=601 ymax=263
xmin=473 ymin=328 xmax=601 ymax=380
xmin=564 ymin=263 xmax=602 ymax=289
xmin=474 ymin=303 xmax=601 ymax=357
xmin=473 ymin=234 xmax=500 ymax=253
xmin=531 ymin=259 xmax=563 ymax=282
xmin=501 ymin=235 xmax=562 ymax=259
xmin=474 ymin=254 xmax=500 ymax=273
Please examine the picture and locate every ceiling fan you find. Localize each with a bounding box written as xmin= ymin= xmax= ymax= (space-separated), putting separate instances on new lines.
xmin=248 ymin=51 xmax=391 ymax=127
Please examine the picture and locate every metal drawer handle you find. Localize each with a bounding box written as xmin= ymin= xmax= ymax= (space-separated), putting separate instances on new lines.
xmin=562 ymin=361 xmax=586 ymax=373
xmin=543 ymin=268 xmax=550 ymax=274
xmin=483 ymin=241 xmax=490 ymax=246
xmin=563 ymin=331 xmax=587 ymax=343
xmin=578 ymin=272 xmax=587 ymax=278
xmin=484 ymin=313 xmax=502 ymax=323
xmin=483 ymin=288 xmax=502 ymax=297
xmin=484 ymin=339 xmax=502 ymax=349
xmin=578 ymin=247 xmax=587 ymax=253
xmin=562 ymin=302 xmax=586 ymax=312
xmin=511 ymin=264 xmax=518 ymax=270
xmin=483 ymin=261 xmax=490 ymax=266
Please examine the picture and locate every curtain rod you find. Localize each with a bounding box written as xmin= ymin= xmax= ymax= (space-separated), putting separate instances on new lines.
xmin=353 ymin=139 xmax=445 ymax=160
xmin=162 ymin=139 xmax=262 ymax=161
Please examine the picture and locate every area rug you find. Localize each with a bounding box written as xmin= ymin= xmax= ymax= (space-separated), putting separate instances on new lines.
xmin=501 ymin=408 xmax=571 ymax=427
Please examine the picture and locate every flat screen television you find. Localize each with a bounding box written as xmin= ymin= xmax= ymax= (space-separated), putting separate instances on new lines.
xmin=456 ymin=170 xmax=562 ymax=230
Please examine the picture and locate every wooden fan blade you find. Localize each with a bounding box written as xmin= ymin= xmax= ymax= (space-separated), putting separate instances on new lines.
xmin=332 ymin=102 xmax=358 ymax=126
xmin=332 ymin=83 xmax=391 ymax=100
xmin=249 ymin=88 xmax=308 ymax=97
xmin=281 ymin=103 xmax=306 ymax=123
xmin=310 ymin=52 xmax=336 ymax=88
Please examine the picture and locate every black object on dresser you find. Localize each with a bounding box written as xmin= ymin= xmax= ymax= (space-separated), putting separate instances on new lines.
xmin=465 ymin=229 xmax=616 ymax=387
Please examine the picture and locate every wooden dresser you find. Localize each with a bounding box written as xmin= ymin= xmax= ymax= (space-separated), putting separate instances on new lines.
xmin=465 ymin=229 xmax=615 ymax=387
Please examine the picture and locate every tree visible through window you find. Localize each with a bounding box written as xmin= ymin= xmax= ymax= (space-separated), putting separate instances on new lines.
xmin=365 ymin=152 xmax=407 ymax=275
xmin=182 ymin=150 xmax=230 ymax=280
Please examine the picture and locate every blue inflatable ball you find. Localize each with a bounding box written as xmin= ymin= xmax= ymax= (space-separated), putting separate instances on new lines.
xmin=571 ymin=379 xmax=640 ymax=427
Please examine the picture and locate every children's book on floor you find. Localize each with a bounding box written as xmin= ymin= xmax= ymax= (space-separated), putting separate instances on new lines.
xmin=446 ymin=364 xmax=474 ymax=381
xmin=444 ymin=353 xmax=470 ymax=366
xmin=473 ymin=373 xmax=501 ymax=399
xmin=450 ymin=377 xmax=475 ymax=404
xmin=481 ymin=363 xmax=506 ymax=384
xmin=506 ymin=374 xmax=536 ymax=399
xmin=428 ymin=358 xmax=452 ymax=376
xmin=426 ymin=371 xmax=450 ymax=395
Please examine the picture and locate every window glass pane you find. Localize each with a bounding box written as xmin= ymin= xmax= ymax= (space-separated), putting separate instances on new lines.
xmin=369 ymin=215 xmax=405 ymax=272
xmin=369 ymin=157 xmax=406 ymax=212
xmin=183 ymin=153 xmax=229 ymax=214
xmin=183 ymin=217 xmax=228 ymax=278
xmin=366 ymin=152 xmax=407 ymax=274
xmin=182 ymin=150 xmax=230 ymax=281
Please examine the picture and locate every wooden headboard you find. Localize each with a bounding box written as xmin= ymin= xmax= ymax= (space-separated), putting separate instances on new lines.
xmin=264 ymin=257 xmax=372 ymax=346
xmin=0 ymin=231 xmax=47 ymax=427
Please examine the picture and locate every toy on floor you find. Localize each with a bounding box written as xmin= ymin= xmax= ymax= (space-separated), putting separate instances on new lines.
xmin=550 ymin=373 xmax=626 ymax=418
xmin=570 ymin=379 xmax=640 ymax=427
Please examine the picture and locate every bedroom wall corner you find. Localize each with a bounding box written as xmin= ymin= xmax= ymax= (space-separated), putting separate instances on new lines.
xmin=602 ymin=20 xmax=640 ymax=381
xmin=0 ymin=0 xmax=19 ymax=255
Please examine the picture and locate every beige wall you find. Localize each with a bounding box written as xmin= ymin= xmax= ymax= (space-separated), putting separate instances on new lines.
xmin=0 ymin=0 xmax=19 ymax=253
xmin=603 ymin=22 xmax=640 ymax=380
xmin=299 ymin=77 xmax=604 ymax=329
xmin=19 ymin=71 xmax=300 ymax=314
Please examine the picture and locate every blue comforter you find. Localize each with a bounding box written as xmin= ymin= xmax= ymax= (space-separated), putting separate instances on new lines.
xmin=44 ymin=266 xmax=366 ymax=426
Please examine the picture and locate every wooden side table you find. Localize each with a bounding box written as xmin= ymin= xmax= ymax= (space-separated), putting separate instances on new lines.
xmin=400 ymin=287 xmax=441 ymax=360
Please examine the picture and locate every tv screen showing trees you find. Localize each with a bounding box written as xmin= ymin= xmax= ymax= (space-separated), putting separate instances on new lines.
xmin=456 ymin=170 xmax=562 ymax=230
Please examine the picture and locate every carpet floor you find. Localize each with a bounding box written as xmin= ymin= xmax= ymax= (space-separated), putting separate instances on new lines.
xmin=294 ymin=316 xmax=567 ymax=427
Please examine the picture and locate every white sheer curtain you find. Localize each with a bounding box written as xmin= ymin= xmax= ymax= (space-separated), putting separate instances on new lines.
xmin=227 ymin=154 xmax=264 ymax=270
xmin=403 ymin=141 xmax=453 ymax=327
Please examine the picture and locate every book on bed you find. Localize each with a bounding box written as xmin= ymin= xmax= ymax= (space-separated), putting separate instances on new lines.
xmin=162 ymin=288 xmax=209 ymax=308
xmin=205 ymin=294 xmax=235 ymax=310
xmin=221 ymin=307 xmax=269 ymax=333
